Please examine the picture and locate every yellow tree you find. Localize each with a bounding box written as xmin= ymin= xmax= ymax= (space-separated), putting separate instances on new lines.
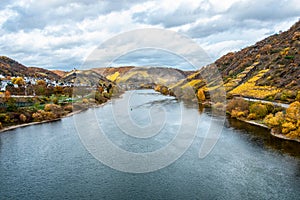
xmin=161 ymin=86 xmax=169 ymax=95
xmin=286 ymin=101 xmax=300 ymax=123
xmin=37 ymin=80 xmax=46 ymax=86
xmin=154 ymin=85 xmax=161 ymax=92
xmin=197 ymin=88 xmax=205 ymax=102
xmin=12 ymin=77 xmax=25 ymax=86
xmin=264 ymin=112 xmax=285 ymax=128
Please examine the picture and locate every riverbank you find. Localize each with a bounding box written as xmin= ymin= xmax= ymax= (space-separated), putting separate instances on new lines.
xmin=156 ymin=87 xmax=300 ymax=143
xmin=234 ymin=116 xmax=300 ymax=143
xmin=0 ymin=90 xmax=124 ymax=134
xmin=240 ymin=119 xmax=270 ymax=129
xmin=0 ymin=101 xmax=110 ymax=133
xmin=0 ymin=118 xmax=62 ymax=133
xmin=271 ymin=129 xmax=300 ymax=143
xmin=2 ymin=90 xmax=299 ymax=143
xmin=206 ymin=98 xmax=299 ymax=142
xmin=0 ymin=108 xmax=85 ymax=133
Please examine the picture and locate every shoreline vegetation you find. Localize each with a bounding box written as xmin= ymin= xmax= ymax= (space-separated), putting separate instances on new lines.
xmin=226 ymin=98 xmax=300 ymax=143
xmin=239 ymin=118 xmax=300 ymax=143
xmin=221 ymin=98 xmax=300 ymax=143
xmin=0 ymin=94 xmax=119 ymax=134
xmin=153 ymin=85 xmax=300 ymax=143
xmin=0 ymin=83 xmax=120 ymax=133
xmin=0 ymin=108 xmax=84 ymax=133
xmin=1 ymin=86 xmax=300 ymax=143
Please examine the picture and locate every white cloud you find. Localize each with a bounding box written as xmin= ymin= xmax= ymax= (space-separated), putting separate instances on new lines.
xmin=0 ymin=8 xmax=17 ymax=27
xmin=208 ymin=0 xmax=240 ymax=12
xmin=0 ymin=0 xmax=299 ymax=70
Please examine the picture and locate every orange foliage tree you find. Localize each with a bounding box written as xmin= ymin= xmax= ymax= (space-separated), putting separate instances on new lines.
xmin=197 ymin=89 xmax=205 ymax=102
xmin=37 ymin=80 xmax=46 ymax=86
xmin=5 ymin=90 xmax=11 ymax=98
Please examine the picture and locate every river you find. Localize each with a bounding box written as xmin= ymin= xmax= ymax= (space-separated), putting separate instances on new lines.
xmin=0 ymin=90 xmax=299 ymax=199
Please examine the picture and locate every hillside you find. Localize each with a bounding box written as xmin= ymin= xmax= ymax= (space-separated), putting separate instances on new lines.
xmin=0 ymin=56 xmax=61 ymax=80
xmin=170 ymin=20 xmax=300 ymax=103
xmin=0 ymin=56 xmax=28 ymax=77
xmin=52 ymin=70 xmax=67 ymax=78
xmin=27 ymin=67 xmax=61 ymax=80
xmin=92 ymin=66 xmax=134 ymax=78
xmin=94 ymin=66 xmax=189 ymax=89
xmin=217 ymin=20 xmax=300 ymax=100
xmin=62 ymin=69 xmax=111 ymax=86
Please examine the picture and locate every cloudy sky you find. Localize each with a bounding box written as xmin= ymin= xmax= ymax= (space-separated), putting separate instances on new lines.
xmin=0 ymin=0 xmax=299 ymax=71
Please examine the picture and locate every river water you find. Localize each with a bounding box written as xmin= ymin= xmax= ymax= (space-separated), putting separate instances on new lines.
xmin=0 ymin=90 xmax=299 ymax=199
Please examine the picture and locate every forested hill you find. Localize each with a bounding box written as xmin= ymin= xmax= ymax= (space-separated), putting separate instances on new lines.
xmin=0 ymin=56 xmax=60 ymax=80
xmin=216 ymin=20 xmax=300 ymax=90
xmin=1 ymin=20 xmax=300 ymax=103
xmin=169 ymin=20 xmax=300 ymax=103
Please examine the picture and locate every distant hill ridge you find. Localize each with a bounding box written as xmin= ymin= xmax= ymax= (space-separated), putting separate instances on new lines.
xmin=0 ymin=56 xmax=60 ymax=80
xmin=0 ymin=20 xmax=299 ymax=102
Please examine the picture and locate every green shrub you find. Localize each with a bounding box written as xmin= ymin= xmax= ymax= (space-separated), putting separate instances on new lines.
xmin=249 ymin=103 xmax=268 ymax=119
xmin=270 ymin=49 xmax=280 ymax=54
xmin=280 ymin=93 xmax=287 ymax=101
xmin=1 ymin=114 xmax=10 ymax=123
xmin=265 ymin=103 xmax=275 ymax=114
xmin=95 ymin=91 xmax=107 ymax=103
xmin=103 ymin=92 xmax=111 ymax=99
xmin=161 ymin=86 xmax=169 ymax=95
xmin=6 ymin=98 xmax=17 ymax=112
xmin=284 ymin=55 xmax=294 ymax=60
xmin=284 ymin=90 xmax=296 ymax=99
xmin=266 ymin=95 xmax=274 ymax=101
xmin=52 ymin=97 xmax=59 ymax=104
xmin=0 ymin=113 xmax=7 ymax=122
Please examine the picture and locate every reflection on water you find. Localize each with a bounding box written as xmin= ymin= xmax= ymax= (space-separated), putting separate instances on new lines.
xmin=227 ymin=117 xmax=300 ymax=158
xmin=133 ymin=98 xmax=178 ymax=109
xmin=198 ymin=104 xmax=204 ymax=113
